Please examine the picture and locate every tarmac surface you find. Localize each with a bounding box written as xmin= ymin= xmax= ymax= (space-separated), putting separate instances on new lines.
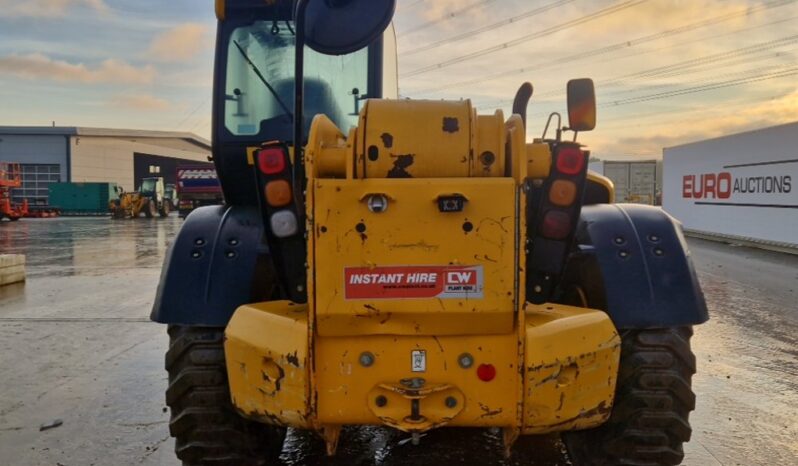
xmin=0 ymin=216 xmax=796 ymax=465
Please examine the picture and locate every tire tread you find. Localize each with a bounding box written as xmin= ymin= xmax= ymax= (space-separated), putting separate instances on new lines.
xmin=564 ymin=326 xmax=696 ymax=466
xmin=165 ymin=325 xmax=284 ymax=466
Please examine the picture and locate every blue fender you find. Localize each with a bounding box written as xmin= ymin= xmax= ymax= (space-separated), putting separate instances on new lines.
xmin=571 ymin=204 xmax=709 ymax=328
xmin=150 ymin=205 xmax=275 ymax=326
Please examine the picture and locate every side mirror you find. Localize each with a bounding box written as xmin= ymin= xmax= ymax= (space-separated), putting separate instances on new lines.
xmin=566 ymin=78 xmax=596 ymax=132
xmin=304 ymin=0 xmax=396 ymax=55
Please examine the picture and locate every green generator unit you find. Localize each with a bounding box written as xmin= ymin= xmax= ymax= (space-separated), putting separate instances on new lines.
xmin=49 ymin=182 xmax=118 ymax=215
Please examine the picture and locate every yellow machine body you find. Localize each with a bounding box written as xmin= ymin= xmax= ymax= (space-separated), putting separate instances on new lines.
xmin=225 ymin=99 xmax=620 ymax=444
xmin=110 ymin=192 xmax=146 ymax=218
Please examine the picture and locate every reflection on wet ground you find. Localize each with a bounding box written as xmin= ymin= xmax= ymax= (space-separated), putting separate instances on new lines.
xmin=0 ymin=219 xmax=796 ymax=465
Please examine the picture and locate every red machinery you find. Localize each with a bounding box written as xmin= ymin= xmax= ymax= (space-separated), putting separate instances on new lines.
xmin=0 ymin=162 xmax=29 ymax=221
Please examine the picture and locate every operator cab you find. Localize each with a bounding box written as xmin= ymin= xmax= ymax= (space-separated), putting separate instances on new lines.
xmin=213 ymin=0 xmax=398 ymax=206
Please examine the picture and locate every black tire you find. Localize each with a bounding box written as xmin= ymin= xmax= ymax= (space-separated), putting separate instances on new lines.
xmin=165 ymin=325 xmax=286 ymax=466
xmin=563 ymin=326 xmax=696 ymax=466
xmin=144 ymin=200 xmax=156 ymax=218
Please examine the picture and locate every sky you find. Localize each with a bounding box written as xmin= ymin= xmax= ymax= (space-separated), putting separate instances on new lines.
xmin=0 ymin=0 xmax=796 ymax=159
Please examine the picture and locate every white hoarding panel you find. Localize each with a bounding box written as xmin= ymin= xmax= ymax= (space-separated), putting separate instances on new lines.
xmin=629 ymin=162 xmax=657 ymax=204
xmin=663 ymin=122 xmax=798 ymax=247
xmin=604 ymin=162 xmax=629 ymax=202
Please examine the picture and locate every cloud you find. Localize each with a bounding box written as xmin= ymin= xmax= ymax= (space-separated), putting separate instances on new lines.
xmin=0 ymin=0 xmax=108 ymax=18
xmin=592 ymin=88 xmax=798 ymax=156
xmin=0 ymin=53 xmax=155 ymax=84
xmin=111 ymin=93 xmax=170 ymax=111
xmin=148 ymin=23 xmax=210 ymax=62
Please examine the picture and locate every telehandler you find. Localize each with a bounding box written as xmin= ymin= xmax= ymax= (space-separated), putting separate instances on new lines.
xmin=152 ymin=1 xmax=708 ymax=464
xmin=110 ymin=177 xmax=170 ymax=218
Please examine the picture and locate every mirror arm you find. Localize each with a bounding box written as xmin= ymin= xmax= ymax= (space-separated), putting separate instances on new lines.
xmin=542 ymin=112 xmax=561 ymax=141
xmin=293 ymin=0 xmax=308 ymax=214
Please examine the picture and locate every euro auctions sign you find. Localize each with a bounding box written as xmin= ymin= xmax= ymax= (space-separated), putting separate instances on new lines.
xmin=682 ymin=172 xmax=792 ymax=202
xmin=663 ymin=122 xmax=798 ymax=246
xmin=344 ymin=265 xmax=484 ymax=300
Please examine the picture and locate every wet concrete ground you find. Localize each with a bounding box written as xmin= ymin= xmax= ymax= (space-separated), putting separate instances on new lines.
xmin=0 ymin=216 xmax=796 ymax=465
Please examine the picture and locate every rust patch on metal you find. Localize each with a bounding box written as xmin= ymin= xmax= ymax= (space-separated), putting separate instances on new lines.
xmin=478 ymin=402 xmax=503 ymax=418
xmin=355 ymin=221 xmax=367 ymax=243
xmin=286 ymin=350 xmax=300 ymax=367
xmin=260 ymin=358 xmax=285 ymax=396
xmin=432 ymin=336 xmax=444 ymax=353
xmin=387 ymin=153 xmax=415 ymax=178
xmin=388 ymin=241 xmax=439 ymax=251
xmin=355 ymin=303 xmax=382 ymax=319
xmin=380 ymin=132 xmax=394 ymax=148
xmin=547 ymin=401 xmax=611 ymax=428
xmin=442 ymin=117 xmax=459 ymax=133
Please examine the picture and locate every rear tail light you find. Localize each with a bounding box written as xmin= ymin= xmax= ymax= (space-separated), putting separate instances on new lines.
xmin=270 ymin=210 xmax=299 ymax=238
xmin=549 ymin=179 xmax=577 ymax=206
xmin=265 ymin=180 xmax=292 ymax=207
xmin=476 ymin=363 xmax=496 ymax=382
xmin=540 ymin=210 xmax=571 ymax=240
xmin=556 ymin=146 xmax=585 ymax=175
xmin=258 ymin=148 xmax=286 ymax=175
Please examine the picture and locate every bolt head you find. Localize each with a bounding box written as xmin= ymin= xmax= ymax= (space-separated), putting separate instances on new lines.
xmin=359 ymin=351 xmax=375 ymax=367
xmin=458 ymin=353 xmax=474 ymax=369
xmin=445 ymin=396 xmax=457 ymax=408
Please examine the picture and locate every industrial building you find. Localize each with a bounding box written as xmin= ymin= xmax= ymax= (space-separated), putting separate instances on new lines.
xmin=663 ymin=121 xmax=798 ymax=250
xmin=0 ymin=127 xmax=211 ymax=206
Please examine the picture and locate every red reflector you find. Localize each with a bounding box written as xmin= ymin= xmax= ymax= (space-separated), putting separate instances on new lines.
xmin=476 ymin=364 xmax=496 ymax=382
xmin=258 ymin=148 xmax=286 ymax=175
xmin=556 ymin=146 xmax=585 ymax=175
xmin=541 ymin=210 xmax=572 ymax=240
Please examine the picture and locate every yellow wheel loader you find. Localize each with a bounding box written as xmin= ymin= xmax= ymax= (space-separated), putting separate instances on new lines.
xmin=110 ymin=177 xmax=170 ymax=219
xmin=151 ymin=1 xmax=708 ymax=465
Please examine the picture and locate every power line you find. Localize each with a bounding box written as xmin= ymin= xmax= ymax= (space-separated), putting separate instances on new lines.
xmin=402 ymin=0 xmax=648 ymax=77
xmin=407 ymin=0 xmax=798 ymax=92
xmin=486 ymin=59 xmax=797 ymax=115
xmin=401 ymin=0 xmax=576 ymax=56
xmin=602 ymin=67 xmax=798 ymax=107
xmin=397 ymin=0 xmax=497 ymax=38
xmin=531 ymin=34 xmax=798 ymax=100
xmin=598 ymin=91 xmax=790 ymax=129
xmin=175 ymin=98 xmax=208 ymax=130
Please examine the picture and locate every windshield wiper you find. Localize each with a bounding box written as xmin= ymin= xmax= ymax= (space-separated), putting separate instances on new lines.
xmin=232 ymin=40 xmax=293 ymax=118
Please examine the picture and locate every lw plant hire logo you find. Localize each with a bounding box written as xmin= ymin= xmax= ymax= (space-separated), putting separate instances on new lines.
xmin=344 ymin=265 xmax=484 ymax=300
